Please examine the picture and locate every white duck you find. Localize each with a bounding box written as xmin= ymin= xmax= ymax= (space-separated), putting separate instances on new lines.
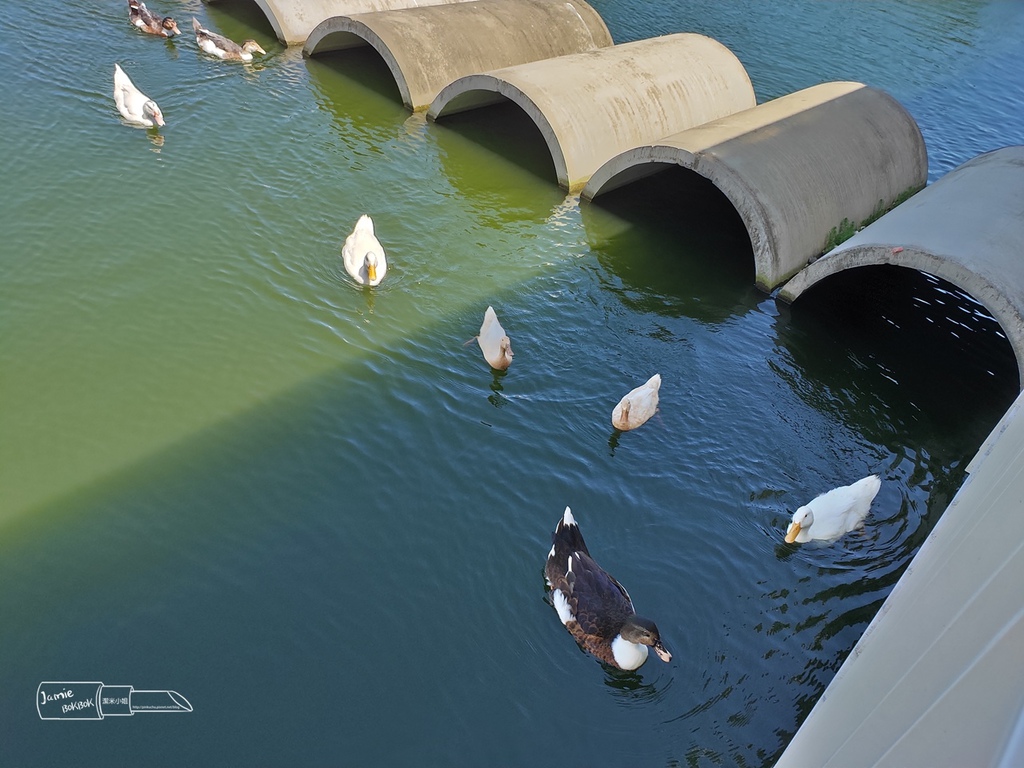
xmin=477 ymin=306 xmax=513 ymax=371
xmin=113 ymin=64 xmax=165 ymax=127
xmin=342 ymin=215 xmax=387 ymax=286
xmin=611 ymin=373 xmax=660 ymax=431
xmin=192 ymin=17 xmax=266 ymax=61
xmin=785 ymin=475 xmax=881 ymax=544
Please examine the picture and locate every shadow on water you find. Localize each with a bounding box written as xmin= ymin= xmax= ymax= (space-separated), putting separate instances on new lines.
xmin=433 ymin=101 xmax=557 ymax=186
xmin=430 ymin=102 xmax=567 ymax=223
xmin=307 ymin=46 xmax=404 ymax=106
xmin=775 ymin=264 xmax=1018 ymax=451
xmin=581 ymin=167 xmax=759 ymax=326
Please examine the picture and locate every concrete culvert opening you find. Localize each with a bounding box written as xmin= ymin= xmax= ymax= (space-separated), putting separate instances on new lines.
xmin=433 ymin=100 xmax=556 ymax=186
xmin=583 ymin=165 xmax=756 ymax=289
xmin=781 ymin=264 xmax=1019 ymax=436
xmin=307 ymin=46 xmax=403 ymax=105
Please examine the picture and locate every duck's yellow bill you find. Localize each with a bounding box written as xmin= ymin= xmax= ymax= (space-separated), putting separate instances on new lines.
xmin=784 ymin=523 xmax=800 ymax=544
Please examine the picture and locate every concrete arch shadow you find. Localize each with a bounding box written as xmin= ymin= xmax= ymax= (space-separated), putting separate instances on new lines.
xmin=778 ymin=146 xmax=1024 ymax=388
xmin=428 ymin=33 xmax=756 ymax=193
xmin=583 ymin=82 xmax=928 ymax=292
xmin=303 ymin=0 xmax=612 ymax=111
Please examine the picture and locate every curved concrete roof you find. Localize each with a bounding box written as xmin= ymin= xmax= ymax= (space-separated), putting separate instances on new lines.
xmin=428 ymin=33 xmax=755 ymax=193
xmin=779 ymin=146 xmax=1024 ymax=387
xmin=208 ymin=0 xmax=475 ymax=45
xmin=583 ymin=82 xmax=928 ymax=291
xmin=303 ymin=0 xmax=612 ymax=111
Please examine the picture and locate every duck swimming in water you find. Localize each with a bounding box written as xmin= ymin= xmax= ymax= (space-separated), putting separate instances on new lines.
xmin=785 ymin=474 xmax=881 ymax=544
xmin=611 ymin=373 xmax=661 ymax=431
xmin=113 ymin=63 xmax=164 ymax=127
xmin=192 ymin=17 xmax=266 ymax=61
xmin=476 ymin=306 xmax=513 ymax=371
xmin=128 ymin=0 xmax=181 ymax=37
xmin=545 ymin=507 xmax=672 ymax=670
xmin=342 ymin=215 xmax=387 ymax=286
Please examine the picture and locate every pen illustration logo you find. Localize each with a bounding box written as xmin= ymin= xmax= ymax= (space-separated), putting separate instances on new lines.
xmin=37 ymin=682 xmax=192 ymax=720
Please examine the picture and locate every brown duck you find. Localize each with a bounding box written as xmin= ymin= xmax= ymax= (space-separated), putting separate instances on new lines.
xmin=544 ymin=507 xmax=671 ymax=670
xmin=128 ymin=0 xmax=181 ymax=37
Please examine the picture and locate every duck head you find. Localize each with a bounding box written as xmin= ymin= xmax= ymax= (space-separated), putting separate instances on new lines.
xmin=785 ymin=506 xmax=813 ymax=543
xmin=161 ymin=17 xmax=181 ymax=36
xmin=496 ymin=336 xmax=513 ymax=369
xmin=241 ymin=40 xmax=267 ymax=56
xmin=621 ymin=616 xmax=671 ymax=662
xmin=144 ymin=100 xmax=165 ymax=127
xmin=365 ymin=252 xmax=381 ymax=284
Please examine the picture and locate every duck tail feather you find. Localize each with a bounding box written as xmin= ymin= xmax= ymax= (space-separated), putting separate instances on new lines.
xmin=551 ymin=507 xmax=590 ymax=558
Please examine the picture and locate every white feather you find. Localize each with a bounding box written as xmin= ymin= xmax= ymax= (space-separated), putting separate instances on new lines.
xmin=551 ymin=588 xmax=575 ymax=626
xmin=611 ymin=634 xmax=649 ymax=670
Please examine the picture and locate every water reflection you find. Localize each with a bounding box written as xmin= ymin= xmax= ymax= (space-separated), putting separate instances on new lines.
xmin=487 ymin=369 xmax=510 ymax=409
xmin=602 ymin=665 xmax=666 ymax=703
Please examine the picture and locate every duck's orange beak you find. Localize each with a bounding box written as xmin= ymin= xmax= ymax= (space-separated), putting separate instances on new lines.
xmin=784 ymin=522 xmax=800 ymax=544
xmin=655 ymin=642 xmax=672 ymax=663
xmin=367 ymin=262 xmax=377 ymax=283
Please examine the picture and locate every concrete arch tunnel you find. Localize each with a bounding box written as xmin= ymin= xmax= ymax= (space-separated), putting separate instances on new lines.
xmin=778 ymin=146 xmax=1024 ymax=388
xmin=582 ymin=81 xmax=928 ymax=292
xmin=207 ymin=0 xmax=478 ymax=45
xmin=428 ymin=33 xmax=757 ymax=193
xmin=303 ymin=0 xmax=613 ymax=111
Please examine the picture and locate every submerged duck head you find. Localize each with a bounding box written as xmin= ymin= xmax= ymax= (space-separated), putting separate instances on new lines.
xmin=495 ymin=336 xmax=513 ymax=369
xmin=143 ymin=99 xmax=165 ymax=127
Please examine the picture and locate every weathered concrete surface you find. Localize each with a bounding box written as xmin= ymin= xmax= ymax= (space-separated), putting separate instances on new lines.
xmin=774 ymin=385 xmax=1024 ymax=768
xmin=304 ymin=0 xmax=612 ymax=111
xmin=206 ymin=0 xmax=474 ymax=45
xmin=428 ymin=33 xmax=755 ymax=193
xmin=779 ymin=146 xmax=1024 ymax=386
xmin=583 ymin=82 xmax=927 ymax=291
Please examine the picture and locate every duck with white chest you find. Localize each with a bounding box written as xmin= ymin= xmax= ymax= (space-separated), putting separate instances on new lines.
xmin=545 ymin=507 xmax=671 ymax=670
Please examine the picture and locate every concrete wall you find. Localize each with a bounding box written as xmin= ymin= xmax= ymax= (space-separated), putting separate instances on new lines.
xmin=774 ymin=385 xmax=1024 ymax=767
xmin=207 ymin=0 xmax=475 ymax=45
xmin=583 ymin=82 xmax=928 ymax=291
xmin=428 ymin=33 xmax=756 ymax=193
xmin=778 ymin=146 xmax=1024 ymax=387
xmin=304 ymin=0 xmax=612 ymax=111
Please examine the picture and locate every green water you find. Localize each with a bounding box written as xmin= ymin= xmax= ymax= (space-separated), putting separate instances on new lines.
xmin=2 ymin=0 xmax=1023 ymax=765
